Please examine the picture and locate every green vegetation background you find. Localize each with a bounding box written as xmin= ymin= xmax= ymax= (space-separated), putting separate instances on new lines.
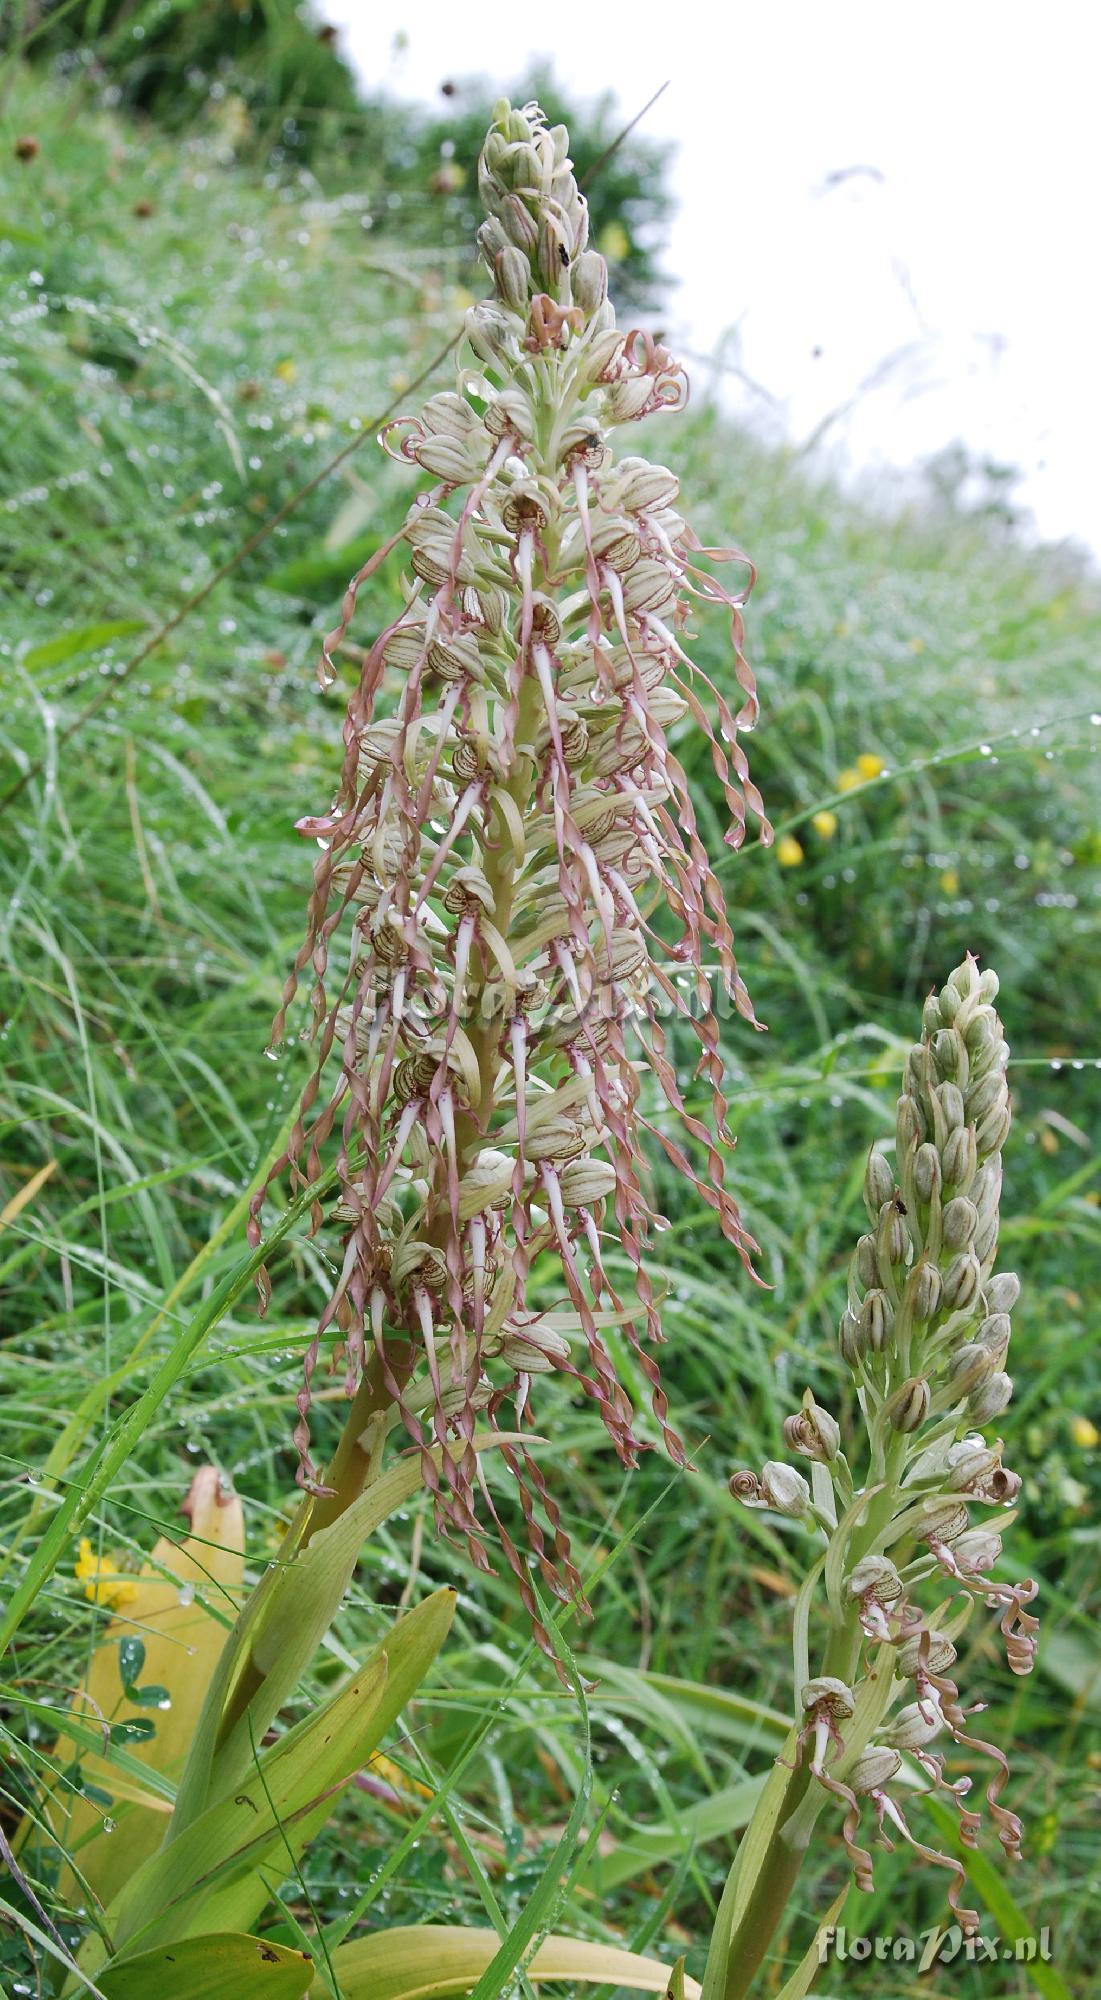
xmin=1 ymin=11 xmax=1099 ymax=1994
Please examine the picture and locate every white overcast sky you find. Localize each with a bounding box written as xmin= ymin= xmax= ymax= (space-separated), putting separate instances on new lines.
xmin=327 ymin=2 xmax=1100 ymax=555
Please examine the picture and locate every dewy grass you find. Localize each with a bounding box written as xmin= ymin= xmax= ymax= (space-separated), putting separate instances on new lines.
xmin=2 ymin=62 xmax=1097 ymax=2000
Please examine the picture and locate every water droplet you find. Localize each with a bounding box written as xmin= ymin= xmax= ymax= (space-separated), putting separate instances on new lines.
xmin=177 ymin=1582 xmax=195 ymax=1608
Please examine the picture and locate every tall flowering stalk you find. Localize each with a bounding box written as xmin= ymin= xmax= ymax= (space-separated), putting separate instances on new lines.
xmin=253 ymin=101 xmax=769 ymax=1642
xmin=713 ymin=958 xmax=1037 ymax=1999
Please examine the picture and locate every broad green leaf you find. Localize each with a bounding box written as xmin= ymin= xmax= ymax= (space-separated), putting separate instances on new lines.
xmin=24 ymin=620 xmax=145 ymax=672
xmin=105 ymin=1588 xmax=455 ymax=1959
xmin=699 ymin=1731 xmax=800 ymax=2000
xmin=317 ymin=1926 xmax=702 ymax=1999
xmin=101 ymin=1653 xmax=390 ymax=1960
xmin=191 ymin=1586 xmax=458 ymax=1941
xmin=97 ymin=1931 xmax=313 ymax=2000
xmin=173 ymin=1433 xmax=520 ymax=1830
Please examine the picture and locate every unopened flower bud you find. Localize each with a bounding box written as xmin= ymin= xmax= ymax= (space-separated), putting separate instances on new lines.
xmin=864 ymin=1149 xmax=895 ymax=1218
xmin=571 ymin=248 xmax=608 ymax=313
xmin=942 ymin=1195 xmax=978 ymax=1250
xmin=968 ymin=1072 xmax=1008 ymax=1126
xmin=859 ymin=1288 xmax=893 ymax=1353
xmin=494 ymin=245 xmax=531 ymax=312
xmin=906 ymin=1259 xmax=942 ymax=1323
xmin=851 ymin=1745 xmax=903 ymax=1793
xmin=913 ymin=1142 xmax=942 ymax=1203
xmin=896 ymin=1093 xmax=925 ymax=1157
xmin=977 ymin=967 xmax=1000 ymax=1002
xmin=969 ymin=1371 xmax=1013 ymax=1424
xmin=948 ymin=957 xmax=980 ymax=1002
xmin=855 ymin=1232 xmax=879 ymax=1288
xmin=496 ymin=1317 xmax=572 ymax=1373
xmin=942 ymin=1249 xmax=981 ymax=1311
xmin=984 ymin=1271 xmax=1020 ymax=1315
xmin=931 ymin=1028 xmax=961 ymax=1078
xmin=941 ymin=1122 xmax=977 ymax=1190
xmin=838 ymin=1307 xmax=864 ymax=1366
xmin=759 ymin=1461 xmax=812 ymax=1518
xmin=877 ymin=1201 xmax=907 ymax=1268
xmin=948 ymin=1341 xmax=997 ymax=1394
xmin=783 ymin=1393 xmax=841 ymax=1463
xmin=886 ymin=1375 xmax=931 ymax=1432
xmin=937 ymin=1082 xmax=966 ymax=1133
xmin=977 ymin=1312 xmax=1011 ymax=1366
xmin=975 ymin=1101 xmax=1012 ymax=1157
xmin=887 ymin=1699 xmax=944 ymax=1749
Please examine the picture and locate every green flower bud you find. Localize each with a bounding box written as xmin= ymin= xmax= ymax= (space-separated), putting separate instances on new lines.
xmin=906 ymin=1258 xmax=943 ymax=1323
xmin=759 ymin=1461 xmax=812 ymax=1518
xmin=942 ymin=1195 xmax=978 ymax=1250
xmin=977 ymin=1312 xmax=1011 ymax=1365
xmin=941 ymin=1122 xmax=977 ymax=1190
xmin=886 ymin=1375 xmax=931 ymax=1432
xmin=969 ymin=1371 xmax=1013 ymax=1424
xmin=931 ymin=1027 xmax=962 ymax=1078
xmin=913 ymin=1142 xmax=942 ymax=1203
xmin=942 ymin=1249 xmax=981 ymax=1310
xmin=859 ymin=1288 xmax=893 ymax=1353
xmin=783 ymin=1392 xmax=842 ymax=1463
xmin=948 ymin=1341 xmax=997 ymax=1393
xmin=948 ymin=958 xmax=980 ymax=1001
xmin=876 ymin=1200 xmax=908 ymax=1268
xmin=936 ymin=1082 xmax=966 ymax=1133
xmin=896 ymin=1093 xmax=926 ymax=1157
xmin=887 ymin=1700 xmax=944 ymax=1749
xmin=984 ymin=1271 xmax=1020 ymax=1314
xmin=851 ymin=1744 xmax=903 ymax=1793
xmin=855 ymin=1232 xmax=880 ymax=1288
xmin=839 ymin=1306 xmax=865 ymax=1366
xmin=864 ymin=1149 xmax=895 ymax=1218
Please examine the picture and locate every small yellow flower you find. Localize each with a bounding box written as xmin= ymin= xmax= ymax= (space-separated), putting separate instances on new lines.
xmin=776 ymin=834 xmax=804 ymax=867
xmin=74 ymin=1537 xmax=138 ymax=1610
xmin=598 ymin=220 xmax=631 ymax=262
xmin=856 ymin=752 xmax=885 ymax=780
xmin=836 ymin=767 xmax=862 ymax=792
xmin=274 ymin=358 xmax=297 ymax=383
xmin=939 ymin=867 xmax=960 ymax=895
xmin=812 ymin=809 xmax=838 ymax=840
xmin=1070 ymin=1415 xmax=1100 ymax=1450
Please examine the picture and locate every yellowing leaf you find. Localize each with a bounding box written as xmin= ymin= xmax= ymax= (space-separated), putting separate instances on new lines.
xmin=46 ymin=1467 xmax=245 ymax=1907
xmin=319 ymin=1926 xmax=701 ymax=1999
xmin=97 ymin=1930 xmax=312 ymax=2000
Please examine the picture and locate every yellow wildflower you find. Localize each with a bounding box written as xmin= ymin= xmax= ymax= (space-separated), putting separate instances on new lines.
xmin=598 ymin=220 xmax=631 ymax=262
xmin=812 ymin=809 xmax=838 ymax=839
xmin=856 ymin=752 xmax=885 ymax=780
xmin=1070 ymin=1415 xmax=1099 ymax=1450
xmin=74 ymin=1537 xmax=138 ymax=1610
xmin=776 ymin=834 xmax=804 ymax=867
xmin=836 ymin=767 xmax=862 ymax=792
xmin=274 ymin=358 xmax=297 ymax=384
xmin=939 ymin=868 xmax=960 ymax=895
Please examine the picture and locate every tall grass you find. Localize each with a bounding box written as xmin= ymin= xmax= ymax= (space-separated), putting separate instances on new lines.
xmin=1 ymin=55 xmax=1099 ymax=1997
